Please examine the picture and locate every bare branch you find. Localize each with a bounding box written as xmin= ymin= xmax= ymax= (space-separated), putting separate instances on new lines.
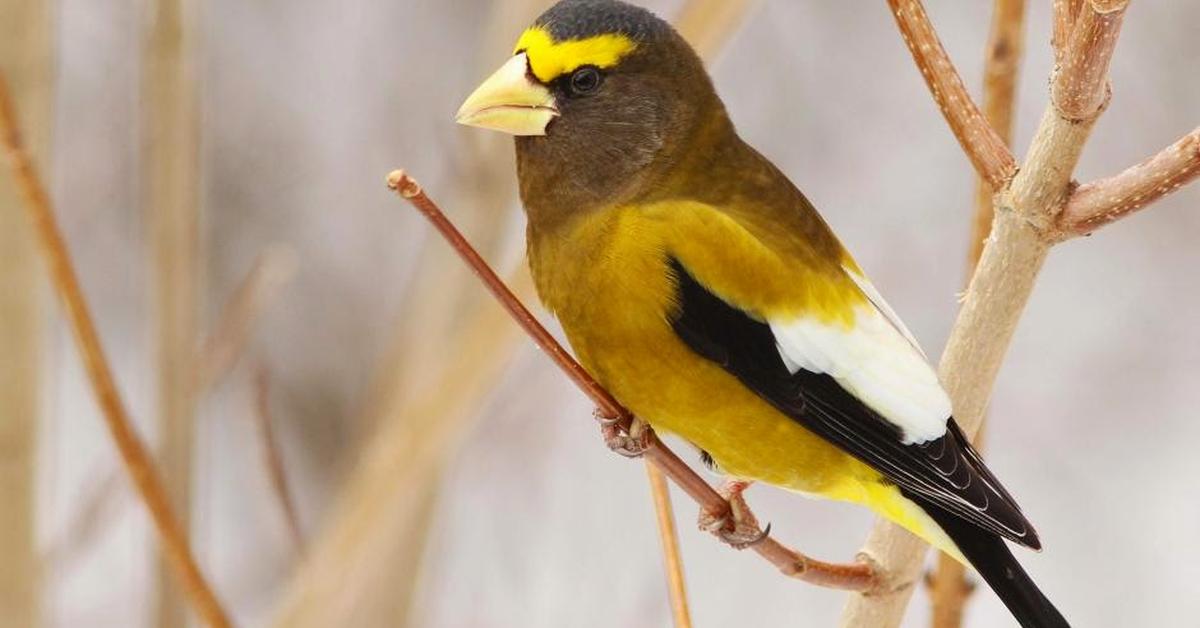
xmin=645 ymin=463 xmax=693 ymax=628
xmin=1059 ymin=127 xmax=1200 ymax=237
xmin=1052 ymin=0 xmax=1128 ymax=121
xmin=935 ymin=2 xmax=1027 ymax=623
xmin=386 ymin=170 xmax=880 ymax=593
xmin=1052 ymin=0 xmax=1084 ymax=63
xmin=0 ymin=72 xmax=233 ymax=628
xmin=969 ymin=0 xmax=1027 ymax=267
xmin=886 ymin=0 xmax=1017 ymax=188
xmin=843 ymin=2 xmax=1130 ymax=625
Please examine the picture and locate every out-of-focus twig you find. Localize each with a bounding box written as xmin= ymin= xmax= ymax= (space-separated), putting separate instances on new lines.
xmin=387 ymin=170 xmax=879 ymax=592
xmin=886 ymin=0 xmax=1017 ymax=189
xmin=253 ymin=367 xmax=305 ymax=555
xmin=143 ymin=0 xmax=202 ymax=623
xmin=41 ymin=470 xmax=123 ymax=570
xmin=1057 ymin=127 xmax=1200 ymax=237
xmin=0 ymin=0 xmax=50 ymax=623
xmin=0 ymin=72 xmax=233 ymax=628
xmin=674 ymin=0 xmax=757 ymax=61
xmin=646 ymin=463 xmax=692 ymax=628
xmin=195 ymin=246 xmax=297 ymax=391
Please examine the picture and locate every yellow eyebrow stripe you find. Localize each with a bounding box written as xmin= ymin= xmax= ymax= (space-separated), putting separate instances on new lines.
xmin=514 ymin=26 xmax=638 ymax=83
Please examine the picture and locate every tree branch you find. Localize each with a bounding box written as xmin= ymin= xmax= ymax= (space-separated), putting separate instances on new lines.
xmin=932 ymin=1 xmax=1026 ymax=624
xmin=1051 ymin=0 xmax=1127 ymax=122
xmin=842 ymin=2 xmax=1131 ymax=625
xmin=0 ymin=72 xmax=233 ymax=628
xmin=886 ymin=0 xmax=1017 ymax=188
xmin=1052 ymin=0 xmax=1084 ymax=63
xmin=1058 ymin=126 xmax=1200 ymax=237
xmin=386 ymin=170 xmax=879 ymax=593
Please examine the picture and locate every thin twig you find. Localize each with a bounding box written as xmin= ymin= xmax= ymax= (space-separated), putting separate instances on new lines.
xmin=968 ymin=0 xmax=1026 ymax=267
xmin=0 ymin=73 xmax=233 ymax=628
xmin=673 ymin=0 xmax=757 ymax=61
xmin=195 ymin=246 xmax=297 ymax=391
xmin=387 ymin=169 xmax=879 ymax=592
xmin=1058 ymin=127 xmax=1200 ymax=237
xmin=645 ymin=463 xmax=692 ymax=628
xmin=886 ymin=0 xmax=1017 ymax=189
xmin=253 ymin=366 xmax=305 ymax=555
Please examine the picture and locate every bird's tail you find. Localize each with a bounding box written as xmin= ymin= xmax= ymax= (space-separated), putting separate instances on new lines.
xmin=906 ymin=491 xmax=1071 ymax=628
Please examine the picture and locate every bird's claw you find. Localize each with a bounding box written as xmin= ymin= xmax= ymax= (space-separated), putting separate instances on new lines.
xmin=698 ymin=480 xmax=771 ymax=549
xmin=599 ymin=416 xmax=650 ymax=458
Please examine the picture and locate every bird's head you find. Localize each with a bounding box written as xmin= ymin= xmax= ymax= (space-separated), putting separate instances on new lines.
xmin=456 ymin=0 xmax=727 ymax=217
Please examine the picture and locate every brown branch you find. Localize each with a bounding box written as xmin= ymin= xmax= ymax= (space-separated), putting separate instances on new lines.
xmin=1052 ymin=0 xmax=1084 ymax=63
xmin=645 ymin=463 xmax=693 ymax=628
xmin=843 ymin=1 xmax=1132 ymax=626
xmin=968 ymin=0 xmax=1027 ymax=267
xmin=253 ymin=366 xmax=305 ymax=555
xmin=1058 ymin=126 xmax=1200 ymax=237
xmin=1052 ymin=0 xmax=1127 ymax=122
xmin=0 ymin=73 xmax=233 ymax=628
xmin=887 ymin=0 xmax=1017 ymax=189
xmin=386 ymin=170 xmax=878 ymax=592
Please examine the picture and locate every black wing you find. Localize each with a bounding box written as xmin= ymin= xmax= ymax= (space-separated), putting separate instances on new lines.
xmin=668 ymin=259 xmax=1040 ymax=549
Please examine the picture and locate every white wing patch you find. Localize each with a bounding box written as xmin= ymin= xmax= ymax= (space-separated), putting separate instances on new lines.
xmin=770 ymin=271 xmax=951 ymax=445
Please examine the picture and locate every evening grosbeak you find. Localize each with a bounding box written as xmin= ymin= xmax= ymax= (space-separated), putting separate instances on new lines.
xmin=455 ymin=1 xmax=1067 ymax=626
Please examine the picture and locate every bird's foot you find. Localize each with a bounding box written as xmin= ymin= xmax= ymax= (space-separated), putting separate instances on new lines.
xmin=699 ymin=479 xmax=771 ymax=549
xmin=595 ymin=410 xmax=650 ymax=458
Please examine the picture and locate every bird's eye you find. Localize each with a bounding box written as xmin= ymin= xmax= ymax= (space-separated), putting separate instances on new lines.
xmin=568 ymin=66 xmax=602 ymax=96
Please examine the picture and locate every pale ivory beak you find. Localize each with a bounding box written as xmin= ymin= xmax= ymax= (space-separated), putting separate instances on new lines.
xmin=456 ymin=53 xmax=559 ymax=136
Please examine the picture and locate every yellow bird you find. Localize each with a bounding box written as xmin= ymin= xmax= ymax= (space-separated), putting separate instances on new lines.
xmin=456 ymin=1 xmax=1067 ymax=626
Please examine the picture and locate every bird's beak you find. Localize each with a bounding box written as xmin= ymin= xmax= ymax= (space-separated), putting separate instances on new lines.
xmin=456 ymin=53 xmax=559 ymax=136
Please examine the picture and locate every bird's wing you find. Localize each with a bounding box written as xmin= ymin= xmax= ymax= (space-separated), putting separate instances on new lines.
xmin=667 ymin=256 xmax=1040 ymax=548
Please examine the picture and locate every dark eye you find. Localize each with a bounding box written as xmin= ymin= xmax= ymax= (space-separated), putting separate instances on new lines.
xmin=568 ymin=66 xmax=602 ymax=96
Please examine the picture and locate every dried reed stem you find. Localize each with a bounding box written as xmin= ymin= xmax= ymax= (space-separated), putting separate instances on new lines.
xmin=1058 ymin=127 xmax=1200 ymax=237
xmin=887 ymin=0 xmax=1017 ymax=188
xmin=0 ymin=0 xmax=51 ymax=623
xmin=253 ymin=367 xmax=304 ymax=554
xmin=387 ymin=170 xmax=879 ymax=592
xmin=0 ymin=73 xmax=233 ymax=628
xmin=143 ymin=0 xmax=203 ymax=623
xmin=646 ymin=463 xmax=693 ymax=628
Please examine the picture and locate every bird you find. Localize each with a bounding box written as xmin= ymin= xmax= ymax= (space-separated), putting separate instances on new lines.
xmin=455 ymin=1 xmax=1068 ymax=626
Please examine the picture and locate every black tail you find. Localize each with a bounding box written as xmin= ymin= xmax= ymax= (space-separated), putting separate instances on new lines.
xmin=906 ymin=491 xmax=1071 ymax=628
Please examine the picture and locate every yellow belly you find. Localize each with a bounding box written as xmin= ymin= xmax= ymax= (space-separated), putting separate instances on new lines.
xmin=529 ymin=206 xmax=962 ymax=559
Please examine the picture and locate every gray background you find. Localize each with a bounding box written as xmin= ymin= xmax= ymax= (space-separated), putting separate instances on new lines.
xmin=36 ymin=0 xmax=1199 ymax=626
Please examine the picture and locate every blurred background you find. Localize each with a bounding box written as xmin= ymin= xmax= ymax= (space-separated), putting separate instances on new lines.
xmin=1 ymin=0 xmax=1197 ymax=627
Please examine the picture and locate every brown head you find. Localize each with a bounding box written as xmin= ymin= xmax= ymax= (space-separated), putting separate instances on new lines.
xmin=457 ymin=0 xmax=734 ymax=226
